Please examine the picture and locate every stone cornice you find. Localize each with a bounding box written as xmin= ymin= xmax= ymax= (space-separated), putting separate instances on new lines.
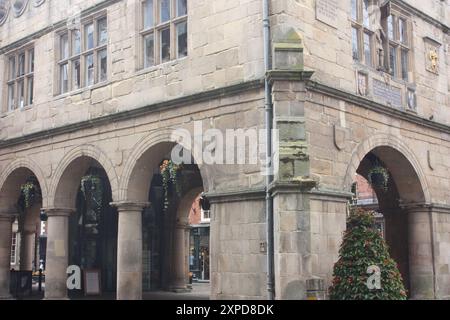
xmin=0 ymin=0 xmax=123 ymax=54
xmin=267 ymin=70 xmax=314 ymax=83
xmin=0 ymin=79 xmax=264 ymax=149
xmin=205 ymin=187 xmax=266 ymax=204
xmin=306 ymin=80 xmax=450 ymax=136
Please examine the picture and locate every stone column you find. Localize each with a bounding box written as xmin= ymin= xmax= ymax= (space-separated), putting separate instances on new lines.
xmin=0 ymin=213 xmax=15 ymax=299
xmin=20 ymin=230 xmax=36 ymax=271
xmin=170 ymin=224 xmax=190 ymax=292
xmin=407 ymin=206 xmax=435 ymax=299
xmin=111 ymin=202 xmax=149 ymax=300
xmin=44 ymin=208 xmax=73 ymax=300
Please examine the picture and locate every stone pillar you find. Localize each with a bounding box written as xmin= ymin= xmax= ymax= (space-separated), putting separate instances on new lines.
xmin=20 ymin=230 xmax=35 ymax=271
xmin=407 ymin=207 xmax=435 ymax=299
xmin=112 ymin=202 xmax=149 ymax=300
xmin=44 ymin=208 xmax=73 ymax=300
xmin=0 ymin=214 xmax=15 ymax=299
xmin=170 ymin=224 xmax=190 ymax=292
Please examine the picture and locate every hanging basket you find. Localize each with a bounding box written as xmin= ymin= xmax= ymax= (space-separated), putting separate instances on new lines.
xmin=368 ymin=166 xmax=389 ymax=192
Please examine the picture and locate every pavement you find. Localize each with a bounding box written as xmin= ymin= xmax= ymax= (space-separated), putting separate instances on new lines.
xmin=19 ymin=281 xmax=210 ymax=300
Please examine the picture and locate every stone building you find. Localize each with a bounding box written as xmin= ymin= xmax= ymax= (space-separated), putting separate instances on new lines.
xmin=0 ymin=0 xmax=449 ymax=300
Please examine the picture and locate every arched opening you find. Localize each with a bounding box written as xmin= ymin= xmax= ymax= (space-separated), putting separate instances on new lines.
xmin=125 ymin=141 xmax=210 ymax=298
xmin=51 ymin=156 xmax=117 ymax=298
xmin=0 ymin=166 xmax=45 ymax=299
xmin=350 ymin=146 xmax=432 ymax=299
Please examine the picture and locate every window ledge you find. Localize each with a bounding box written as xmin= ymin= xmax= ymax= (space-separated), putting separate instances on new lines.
xmin=135 ymin=56 xmax=188 ymax=77
xmin=53 ymin=80 xmax=111 ymax=101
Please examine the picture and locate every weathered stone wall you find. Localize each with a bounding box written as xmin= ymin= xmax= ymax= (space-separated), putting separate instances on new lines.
xmin=0 ymin=0 xmax=265 ymax=140
xmin=271 ymin=0 xmax=450 ymax=125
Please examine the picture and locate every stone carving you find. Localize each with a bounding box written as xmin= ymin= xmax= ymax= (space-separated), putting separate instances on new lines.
xmin=357 ymin=72 xmax=368 ymax=96
xmin=407 ymin=89 xmax=416 ymax=111
xmin=429 ymin=48 xmax=439 ymax=73
xmin=0 ymin=0 xmax=10 ymax=25
xmin=334 ymin=124 xmax=346 ymax=151
xmin=33 ymin=0 xmax=44 ymax=6
xmin=368 ymin=1 xmax=386 ymax=71
xmin=12 ymin=0 xmax=28 ymax=17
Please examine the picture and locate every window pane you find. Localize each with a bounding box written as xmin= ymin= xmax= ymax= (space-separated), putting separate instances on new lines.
xmin=85 ymin=23 xmax=94 ymax=50
xmin=387 ymin=15 xmax=394 ymax=40
xmin=18 ymin=80 xmax=24 ymax=108
xmin=73 ymin=29 xmax=81 ymax=55
xmin=364 ymin=32 xmax=371 ymax=67
xmin=160 ymin=0 xmax=170 ymax=23
xmin=177 ymin=0 xmax=187 ymax=17
xmin=389 ymin=46 xmax=396 ymax=77
xmin=8 ymin=84 xmax=15 ymax=111
xmin=86 ymin=54 xmax=94 ymax=86
xmin=98 ymin=49 xmax=107 ymax=82
xmin=97 ymin=18 xmax=108 ymax=46
xmin=143 ymin=0 xmax=154 ymax=28
xmin=144 ymin=33 xmax=155 ymax=68
xmin=29 ymin=49 xmax=35 ymax=73
xmin=399 ymin=18 xmax=407 ymax=44
xmin=160 ymin=28 xmax=170 ymax=62
xmin=176 ymin=21 xmax=187 ymax=58
xmin=60 ymin=63 xmax=69 ymax=93
xmin=9 ymin=57 xmax=16 ymax=80
xmin=18 ymin=53 xmax=25 ymax=76
xmin=60 ymin=33 xmax=69 ymax=60
xmin=401 ymin=49 xmax=408 ymax=81
xmin=351 ymin=0 xmax=358 ymax=21
xmin=363 ymin=0 xmax=370 ymax=27
xmin=73 ymin=59 xmax=81 ymax=89
xmin=352 ymin=27 xmax=359 ymax=61
xmin=28 ymin=77 xmax=33 ymax=105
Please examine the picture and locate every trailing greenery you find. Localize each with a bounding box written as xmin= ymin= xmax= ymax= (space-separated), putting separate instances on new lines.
xmin=329 ymin=207 xmax=407 ymax=300
xmin=160 ymin=160 xmax=183 ymax=211
xmin=19 ymin=177 xmax=42 ymax=210
xmin=367 ymin=161 xmax=390 ymax=192
xmin=80 ymin=174 xmax=103 ymax=211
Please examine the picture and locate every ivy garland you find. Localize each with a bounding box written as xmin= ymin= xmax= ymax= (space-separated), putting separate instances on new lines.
xmin=19 ymin=178 xmax=42 ymax=210
xmin=160 ymin=160 xmax=183 ymax=212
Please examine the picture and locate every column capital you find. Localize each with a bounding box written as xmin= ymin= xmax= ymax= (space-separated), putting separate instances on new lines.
xmin=110 ymin=201 xmax=151 ymax=212
xmin=399 ymin=202 xmax=431 ymax=213
xmin=42 ymin=208 xmax=75 ymax=217
xmin=0 ymin=213 xmax=18 ymax=222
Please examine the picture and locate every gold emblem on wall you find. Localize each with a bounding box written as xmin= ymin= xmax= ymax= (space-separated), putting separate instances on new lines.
xmin=424 ymin=38 xmax=441 ymax=74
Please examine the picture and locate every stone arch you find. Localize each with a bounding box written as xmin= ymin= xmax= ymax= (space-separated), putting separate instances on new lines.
xmin=343 ymin=133 xmax=431 ymax=204
xmin=0 ymin=157 xmax=48 ymax=211
xmin=48 ymin=144 xmax=119 ymax=208
xmin=119 ymin=128 xmax=211 ymax=202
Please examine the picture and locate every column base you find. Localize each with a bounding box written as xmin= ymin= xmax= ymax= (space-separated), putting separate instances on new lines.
xmin=170 ymin=286 xmax=192 ymax=293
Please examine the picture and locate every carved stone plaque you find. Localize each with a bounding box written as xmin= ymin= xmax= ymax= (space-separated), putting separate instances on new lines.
xmin=373 ymin=79 xmax=402 ymax=108
xmin=316 ymin=0 xmax=338 ymax=28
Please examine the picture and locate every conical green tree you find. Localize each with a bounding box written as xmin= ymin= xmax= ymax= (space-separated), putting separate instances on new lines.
xmin=329 ymin=207 xmax=407 ymax=300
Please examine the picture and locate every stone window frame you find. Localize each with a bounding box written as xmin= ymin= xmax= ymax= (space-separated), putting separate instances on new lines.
xmin=4 ymin=44 xmax=34 ymax=112
xmin=351 ymin=0 xmax=375 ymax=67
xmin=139 ymin=0 xmax=188 ymax=70
xmin=55 ymin=11 xmax=108 ymax=96
xmin=384 ymin=8 xmax=412 ymax=82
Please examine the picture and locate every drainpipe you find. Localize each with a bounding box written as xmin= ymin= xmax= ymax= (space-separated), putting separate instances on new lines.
xmin=263 ymin=0 xmax=275 ymax=300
